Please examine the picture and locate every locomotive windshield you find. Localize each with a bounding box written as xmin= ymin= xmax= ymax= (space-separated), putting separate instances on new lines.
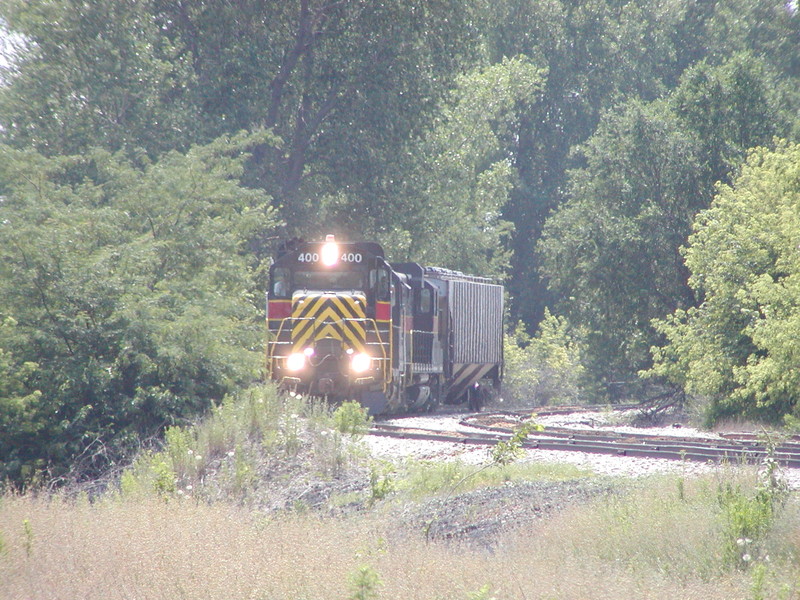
xmin=293 ymin=269 xmax=365 ymax=292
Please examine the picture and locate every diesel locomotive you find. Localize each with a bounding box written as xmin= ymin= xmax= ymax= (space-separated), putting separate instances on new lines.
xmin=266 ymin=235 xmax=503 ymax=413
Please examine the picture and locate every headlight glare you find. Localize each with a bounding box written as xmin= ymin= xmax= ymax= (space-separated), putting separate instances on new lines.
xmin=321 ymin=236 xmax=339 ymax=266
xmin=286 ymin=352 xmax=306 ymax=372
xmin=350 ymin=352 xmax=371 ymax=373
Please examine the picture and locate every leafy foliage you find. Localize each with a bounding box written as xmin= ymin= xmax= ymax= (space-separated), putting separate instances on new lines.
xmin=333 ymin=400 xmax=372 ymax=438
xmin=648 ymin=142 xmax=800 ymax=423
xmin=0 ymin=0 xmax=800 ymax=480
xmin=0 ymin=132 xmax=280 ymax=482
xmin=118 ymin=386 xmax=365 ymax=502
xmin=538 ymin=51 xmax=791 ymax=396
xmin=0 ymin=0 xmax=195 ymax=156
xmin=538 ymin=99 xmax=706 ymax=391
xmin=503 ymin=310 xmax=585 ymax=405
xmin=386 ymin=56 xmax=546 ymax=277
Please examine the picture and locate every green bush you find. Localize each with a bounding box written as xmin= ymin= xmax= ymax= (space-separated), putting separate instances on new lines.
xmin=503 ymin=311 xmax=585 ymax=405
xmin=0 ymin=136 xmax=280 ymax=485
xmin=333 ymin=401 xmax=373 ymax=438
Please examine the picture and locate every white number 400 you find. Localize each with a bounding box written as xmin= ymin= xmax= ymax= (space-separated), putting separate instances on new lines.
xmin=297 ymin=252 xmax=362 ymax=263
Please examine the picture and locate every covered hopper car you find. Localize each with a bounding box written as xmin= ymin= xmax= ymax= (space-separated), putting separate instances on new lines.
xmin=266 ymin=235 xmax=503 ymax=413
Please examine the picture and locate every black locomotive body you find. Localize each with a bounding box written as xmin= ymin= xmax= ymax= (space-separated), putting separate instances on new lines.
xmin=267 ymin=236 xmax=503 ymax=413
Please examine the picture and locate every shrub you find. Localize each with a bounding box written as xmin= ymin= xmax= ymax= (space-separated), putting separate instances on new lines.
xmin=333 ymin=400 xmax=372 ymax=438
xmin=503 ymin=311 xmax=585 ymax=405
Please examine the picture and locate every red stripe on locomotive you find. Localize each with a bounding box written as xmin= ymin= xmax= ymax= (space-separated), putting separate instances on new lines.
xmin=268 ymin=299 xmax=292 ymax=319
xmin=375 ymin=301 xmax=390 ymax=321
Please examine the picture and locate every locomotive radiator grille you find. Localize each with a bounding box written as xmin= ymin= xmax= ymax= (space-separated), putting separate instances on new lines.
xmin=291 ymin=292 xmax=368 ymax=352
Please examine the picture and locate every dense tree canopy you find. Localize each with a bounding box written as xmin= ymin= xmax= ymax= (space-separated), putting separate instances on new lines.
xmin=0 ymin=132 xmax=279 ymax=480
xmin=538 ymin=52 xmax=792 ymax=389
xmin=538 ymin=99 xmax=707 ymax=387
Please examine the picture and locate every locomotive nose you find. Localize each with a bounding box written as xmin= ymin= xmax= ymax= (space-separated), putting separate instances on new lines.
xmin=314 ymin=337 xmax=344 ymax=358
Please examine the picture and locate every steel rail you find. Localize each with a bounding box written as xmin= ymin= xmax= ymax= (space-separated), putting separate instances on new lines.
xmin=369 ymin=416 xmax=800 ymax=469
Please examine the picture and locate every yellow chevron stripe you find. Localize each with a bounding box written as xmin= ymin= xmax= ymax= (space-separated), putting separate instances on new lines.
xmin=330 ymin=295 xmax=366 ymax=318
xmin=293 ymin=300 xmax=361 ymax=340
xmin=290 ymin=293 xmax=367 ymax=352
xmin=295 ymin=305 xmax=366 ymax=348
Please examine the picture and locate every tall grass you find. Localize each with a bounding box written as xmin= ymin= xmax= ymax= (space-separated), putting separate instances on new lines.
xmin=118 ymin=386 xmax=367 ymax=505
xmin=2 ymin=385 xmax=800 ymax=599
xmin=1 ymin=471 xmax=799 ymax=599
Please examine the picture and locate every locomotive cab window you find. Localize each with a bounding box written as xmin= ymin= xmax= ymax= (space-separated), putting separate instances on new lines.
xmin=272 ymin=268 xmax=290 ymax=298
xmin=419 ymin=288 xmax=433 ymax=314
xmin=294 ymin=270 xmax=365 ymax=291
xmin=374 ymin=268 xmax=390 ymax=301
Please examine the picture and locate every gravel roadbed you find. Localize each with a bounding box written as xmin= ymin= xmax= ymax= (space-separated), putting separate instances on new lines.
xmin=389 ymin=478 xmax=618 ymax=549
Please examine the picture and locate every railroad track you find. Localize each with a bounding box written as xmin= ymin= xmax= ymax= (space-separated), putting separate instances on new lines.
xmin=370 ymin=411 xmax=800 ymax=469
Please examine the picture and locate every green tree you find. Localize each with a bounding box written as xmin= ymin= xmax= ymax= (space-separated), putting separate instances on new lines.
xmin=648 ymin=142 xmax=800 ymax=424
xmin=0 ymin=0 xmax=195 ymax=156
xmin=702 ymin=0 xmax=800 ymax=81
xmin=671 ymin=53 xmax=791 ymax=186
xmin=1 ymin=0 xmax=482 ymax=245
xmin=487 ymin=0 xmax=687 ymax=327
xmin=538 ymin=49 xmax=794 ymax=397
xmin=503 ymin=310 xmax=585 ymax=405
xmin=538 ymin=99 xmax=706 ymax=394
xmin=0 ymin=318 xmax=43 ymax=481
xmin=0 ymin=131 xmax=280 ymax=482
xmin=376 ymin=56 xmax=546 ymax=277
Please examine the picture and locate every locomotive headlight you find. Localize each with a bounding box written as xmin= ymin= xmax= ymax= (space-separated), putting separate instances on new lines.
xmin=321 ymin=234 xmax=339 ymax=266
xmin=350 ymin=352 xmax=372 ymax=373
xmin=285 ymin=352 xmax=306 ymax=372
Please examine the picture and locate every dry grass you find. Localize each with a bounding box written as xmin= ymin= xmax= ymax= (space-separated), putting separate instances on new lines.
xmin=4 ymin=388 xmax=799 ymax=599
xmin=2 ymin=471 xmax=800 ymax=600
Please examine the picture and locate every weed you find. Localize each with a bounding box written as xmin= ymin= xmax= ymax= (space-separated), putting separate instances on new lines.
xmin=717 ymin=438 xmax=789 ymax=570
xmin=232 ymin=446 xmax=255 ymax=494
xmin=333 ymin=401 xmax=372 ymax=438
xmin=312 ymin=427 xmax=352 ymax=477
xmin=489 ymin=415 xmax=542 ymax=467
xmin=151 ymin=459 xmax=177 ymax=497
xmin=750 ymin=561 xmax=768 ymax=600
xmin=278 ymin=410 xmax=303 ymax=457
xmin=165 ymin=426 xmax=198 ymax=483
xmin=22 ymin=518 xmax=32 ymax=557
xmin=467 ymin=585 xmax=497 ymax=600
xmin=368 ymin=461 xmax=395 ymax=504
xmin=347 ymin=565 xmax=381 ymax=600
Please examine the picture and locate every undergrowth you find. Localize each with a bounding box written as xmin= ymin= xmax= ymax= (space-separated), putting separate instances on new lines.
xmin=118 ymin=386 xmax=370 ymax=503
